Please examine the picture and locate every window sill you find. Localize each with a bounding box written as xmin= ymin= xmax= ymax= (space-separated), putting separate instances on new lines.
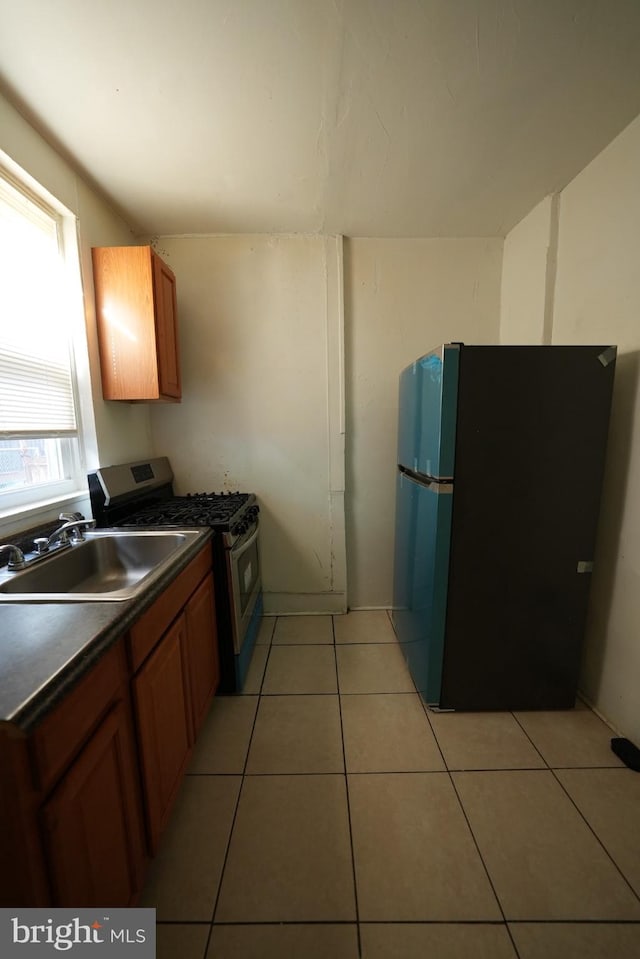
xmin=0 ymin=489 xmax=92 ymax=539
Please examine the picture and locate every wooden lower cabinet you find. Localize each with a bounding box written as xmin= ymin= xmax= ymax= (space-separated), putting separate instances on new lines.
xmin=0 ymin=734 xmax=51 ymax=906
xmin=0 ymin=545 xmax=220 ymax=907
xmin=134 ymin=614 xmax=192 ymax=853
xmin=131 ymin=554 xmax=219 ymax=854
xmin=185 ymin=573 xmax=219 ymax=738
xmin=0 ymin=639 xmax=146 ymax=908
xmin=41 ymin=701 xmax=145 ymax=907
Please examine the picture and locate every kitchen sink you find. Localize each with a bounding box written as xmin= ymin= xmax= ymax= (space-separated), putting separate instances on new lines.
xmin=0 ymin=529 xmax=203 ymax=602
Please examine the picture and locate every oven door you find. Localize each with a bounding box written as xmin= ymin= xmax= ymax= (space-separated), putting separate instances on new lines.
xmin=226 ymin=521 xmax=262 ymax=655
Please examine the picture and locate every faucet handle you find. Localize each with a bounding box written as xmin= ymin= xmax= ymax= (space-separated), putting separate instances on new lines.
xmin=59 ymin=511 xmax=84 ymax=522
xmin=65 ymin=518 xmax=96 ymax=544
xmin=0 ymin=544 xmax=26 ymax=570
xmin=33 ymin=537 xmax=50 ymax=555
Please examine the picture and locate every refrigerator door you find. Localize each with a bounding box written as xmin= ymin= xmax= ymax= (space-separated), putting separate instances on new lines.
xmin=440 ymin=344 xmax=617 ymax=709
xmin=397 ymin=344 xmax=459 ymax=480
xmin=391 ymin=469 xmax=453 ymax=706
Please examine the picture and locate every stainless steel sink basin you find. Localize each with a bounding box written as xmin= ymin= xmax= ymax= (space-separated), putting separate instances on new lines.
xmin=0 ymin=529 xmax=203 ymax=602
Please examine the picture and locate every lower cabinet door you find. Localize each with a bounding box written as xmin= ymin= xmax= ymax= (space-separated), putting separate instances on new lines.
xmin=41 ymin=701 xmax=145 ymax=907
xmin=134 ymin=613 xmax=192 ymax=853
xmin=185 ymin=573 xmax=220 ymax=737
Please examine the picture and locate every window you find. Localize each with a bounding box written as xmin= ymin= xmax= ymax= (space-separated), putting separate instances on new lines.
xmin=0 ymin=168 xmax=84 ymax=513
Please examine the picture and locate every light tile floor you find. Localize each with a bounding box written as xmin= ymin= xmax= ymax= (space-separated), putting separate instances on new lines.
xmin=142 ymin=611 xmax=640 ymax=959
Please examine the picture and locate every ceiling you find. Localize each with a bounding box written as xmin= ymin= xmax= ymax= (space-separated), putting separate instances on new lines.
xmin=2 ymin=0 xmax=640 ymax=238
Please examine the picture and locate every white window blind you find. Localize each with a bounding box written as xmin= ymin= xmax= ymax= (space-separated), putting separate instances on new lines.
xmin=0 ymin=174 xmax=77 ymax=436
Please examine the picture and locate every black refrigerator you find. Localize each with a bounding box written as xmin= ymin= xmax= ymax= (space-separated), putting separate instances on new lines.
xmin=391 ymin=343 xmax=616 ymax=710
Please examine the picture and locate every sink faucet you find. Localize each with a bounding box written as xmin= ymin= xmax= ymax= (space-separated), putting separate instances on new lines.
xmin=45 ymin=517 xmax=97 ymax=549
xmin=0 ymin=544 xmax=26 ymax=570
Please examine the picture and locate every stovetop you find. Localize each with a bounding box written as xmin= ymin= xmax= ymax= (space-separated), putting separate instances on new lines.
xmin=121 ymin=493 xmax=253 ymax=530
xmin=88 ymin=458 xmax=257 ymax=534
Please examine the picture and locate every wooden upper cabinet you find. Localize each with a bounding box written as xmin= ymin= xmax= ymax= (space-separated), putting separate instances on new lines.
xmin=92 ymin=245 xmax=182 ymax=402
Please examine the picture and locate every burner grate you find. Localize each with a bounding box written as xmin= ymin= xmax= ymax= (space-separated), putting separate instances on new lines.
xmin=121 ymin=492 xmax=251 ymax=529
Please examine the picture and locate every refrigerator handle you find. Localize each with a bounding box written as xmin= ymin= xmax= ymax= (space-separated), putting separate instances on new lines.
xmin=399 ymin=464 xmax=453 ymax=493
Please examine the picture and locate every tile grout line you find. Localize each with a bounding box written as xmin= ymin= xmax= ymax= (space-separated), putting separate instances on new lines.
xmin=511 ymin=706 xmax=628 ymax=774
xmin=548 ymin=765 xmax=640 ymax=908
xmin=202 ymin=617 xmax=277 ymax=955
xmin=422 ymin=695 xmax=640 ymax=929
xmin=185 ymin=764 xmax=630 ymax=778
xmin=510 ymin=712 xmax=552 ymax=770
xmin=506 ymin=918 xmax=640 ymax=926
xmin=422 ymin=692 xmax=631 ymax=936
xmin=272 ymin=640 xmax=397 ymax=645
xmin=155 ymin=917 xmax=640 ymax=926
xmin=332 ymin=613 xmax=363 ymax=959
xmin=205 ymin=615 xmax=361 ymax=950
xmin=445 ymin=770 xmax=523 ymax=958
xmin=399 ymin=638 xmax=522 ymax=950
xmin=418 ymin=689 xmax=523 ymax=959
xmin=511 ymin=708 xmax=640 ymax=904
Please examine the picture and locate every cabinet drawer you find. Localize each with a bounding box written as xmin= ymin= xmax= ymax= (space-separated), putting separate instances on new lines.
xmin=129 ymin=542 xmax=212 ymax=671
xmin=30 ymin=641 xmax=127 ymax=793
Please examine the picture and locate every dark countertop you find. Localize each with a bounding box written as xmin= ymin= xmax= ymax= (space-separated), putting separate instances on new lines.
xmin=0 ymin=528 xmax=212 ymax=734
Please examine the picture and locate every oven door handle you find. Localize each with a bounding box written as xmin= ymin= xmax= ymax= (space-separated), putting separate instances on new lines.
xmin=230 ymin=521 xmax=260 ymax=559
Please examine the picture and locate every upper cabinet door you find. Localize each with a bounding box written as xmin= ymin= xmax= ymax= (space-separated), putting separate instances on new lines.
xmin=152 ymin=252 xmax=181 ymax=399
xmin=92 ymin=246 xmax=182 ymax=402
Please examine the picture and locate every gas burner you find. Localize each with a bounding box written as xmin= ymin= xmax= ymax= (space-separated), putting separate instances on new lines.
xmin=121 ymin=492 xmax=252 ymax=531
xmin=125 ymin=511 xmax=169 ymax=526
xmin=186 ymin=490 xmax=241 ymax=499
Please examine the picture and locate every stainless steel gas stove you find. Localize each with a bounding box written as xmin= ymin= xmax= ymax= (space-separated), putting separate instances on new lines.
xmin=88 ymin=457 xmax=262 ymax=693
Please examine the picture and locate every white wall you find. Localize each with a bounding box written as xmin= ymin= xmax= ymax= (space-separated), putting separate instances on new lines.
xmin=148 ymin=234 xmax=346 ymax=615
xmin=500 ymin=113 xmax=640 ymax=744
xmin=553 ymin=114 xmax=640 ymax=744
xmin=500 ymin=195 xmax=557 ymax=345
xmin=345 ymin=238 xmax=503 ymax=609
xmin=0 ymin=93 xmax=152 ymax=536
xmin=147 ymin=234 xmax=504 ymax=616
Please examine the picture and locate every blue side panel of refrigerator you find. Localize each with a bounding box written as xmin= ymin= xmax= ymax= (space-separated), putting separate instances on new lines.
xmin=391 ymin=471 xmax=454 ymax=704
xmin=393 ymin=343 xmax=459 ymax=703
xmin=397 ymin=345 xmax=459 ymax=478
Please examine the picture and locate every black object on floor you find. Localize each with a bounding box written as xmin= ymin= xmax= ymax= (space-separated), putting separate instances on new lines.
xmin=611 ymin=737 xmax=640 ymax=771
